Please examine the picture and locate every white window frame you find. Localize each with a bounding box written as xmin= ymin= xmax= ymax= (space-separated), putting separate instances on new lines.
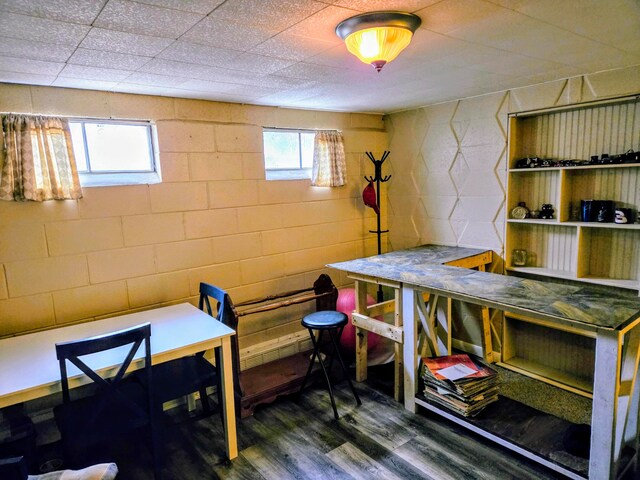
xmin=263 ymin=127 xmax=315 ymax=181
xmin=70 ymin=118 xmax=161 ymax=187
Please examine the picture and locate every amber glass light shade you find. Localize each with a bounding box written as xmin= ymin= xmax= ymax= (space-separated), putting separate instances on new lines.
xmin=336 ymin=11 xmax=421 ymax=72
xmin=344 ymin=26 xmax=414 ymax=72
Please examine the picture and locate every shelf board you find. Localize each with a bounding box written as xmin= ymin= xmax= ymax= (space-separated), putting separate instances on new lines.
xmin=507 ymin=219 xmax=640 ymax=229
xmin=414 ymin=395 xmax=589 ymax=479
xmin=506 ymin=267 xmax=639 ymax=290
xmin=507 ymin=219 xmax=561 ymax=225
xmin=509 ymin=162 xmax=640 ymax=173
xmin=497 ymin=357 xmax=593 ymax=397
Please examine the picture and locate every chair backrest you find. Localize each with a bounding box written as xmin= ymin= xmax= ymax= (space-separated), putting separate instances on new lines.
xmin=198 ymin=283 xmax=242 ymax=396
xmin=0 ymin=456 xmax=27 ymax=480
xmin=55 ymin=323 xmax=153 ymax=424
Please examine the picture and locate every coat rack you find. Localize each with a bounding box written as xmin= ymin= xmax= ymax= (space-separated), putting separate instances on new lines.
xmin=364 ymin=151 xmax=391 ymax=302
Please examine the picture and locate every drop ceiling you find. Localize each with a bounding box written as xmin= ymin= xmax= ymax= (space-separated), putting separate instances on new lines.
xmin=0 ymin=0 xmax=639 ymax=113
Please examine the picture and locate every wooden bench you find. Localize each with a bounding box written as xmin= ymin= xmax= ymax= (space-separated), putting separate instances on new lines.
xmin=228 ymin=274 xmax=338 ymax=418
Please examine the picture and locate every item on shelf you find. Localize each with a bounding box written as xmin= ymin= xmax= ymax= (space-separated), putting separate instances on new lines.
xmin=614 ymin=208 xmax=634 ymax=224
xmin=530 ymin=210 xmax=540 ymax=219
xmin=581 ymin=200 xmax=597 ymax=222
xmin=569 ymin=202 xmax=581 ymax=221
xmin=515 ymin=157 xmax=537 ymax=168
xmin=511 ymin=202 xmax=529 ymax=219
xmin=596 ymin=200 xmax=614 ymax=222
xmin=512 ymin=249 xmax=527 ymax=267
xmin=621 ymin=150 xmax=640 ymax=164
xmin=540 ymin=204 xmax=554 ymax=219
xmin=420 ymin=354 xmax=499 ymax=417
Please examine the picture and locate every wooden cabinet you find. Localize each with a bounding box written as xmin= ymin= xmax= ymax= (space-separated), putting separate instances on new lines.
xmin=505 ymin=96 xmax=640 ymax=294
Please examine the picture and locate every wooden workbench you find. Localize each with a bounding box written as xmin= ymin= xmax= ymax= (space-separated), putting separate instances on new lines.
xmin=329 ymin=245 xmax=640 ymax=479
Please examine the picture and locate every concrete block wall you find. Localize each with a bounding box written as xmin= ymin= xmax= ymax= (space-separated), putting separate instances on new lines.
xmin=0 ymin=83 xmax=389 ymax=349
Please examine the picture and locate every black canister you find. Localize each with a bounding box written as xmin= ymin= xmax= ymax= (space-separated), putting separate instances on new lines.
xmin=596 ymin=200 xmax=614 ymax=222
xmin=581 ymin=200 xmax=598 ymax=222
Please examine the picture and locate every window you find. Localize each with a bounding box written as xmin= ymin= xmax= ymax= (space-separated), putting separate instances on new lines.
xmin=263 ymin=128 xmax=315 ymax=180
xmin=69 ymin=119 xmax=160 ymax=186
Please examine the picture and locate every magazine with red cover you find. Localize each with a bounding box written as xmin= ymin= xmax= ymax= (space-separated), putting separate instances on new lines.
xmin=422 ymin=353 xmax=494 ymax=382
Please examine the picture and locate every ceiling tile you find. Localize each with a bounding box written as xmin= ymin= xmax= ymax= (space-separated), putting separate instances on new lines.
xmin=0 ymin=36 xmax=75 ymax=62
xmin=0 ymin=12 xmax=89 ymax=45
xmin=251 ymin=32 xmax=336 ymax=61
xmin=80 ymin=28 xmax=174 ymax=56
xmin=333 ymin=0 xmax=439 ymax=12
xmin=0 ymin=0 xmax=106 ymax=25
xmin=52 ymin=77 xmax=118 ymax=90
xmin=0 ymin=55 xmax=64 ymax=75
xmin=121 ymin=71 xmax=191 ymax=88
xmin=211 ymin=0 xmax=326 ymax=31
xmin=94 ymin=0 xmax=204 ymax=38
xmin=283 ymin=5 xmax=355 ymax=43
xmin=179 ymin=79 xmax=279 ymax=98
xmin=132 ymin=0 xmax=225 ymax=15
xmin=158 ymin=41 xmax=240 ymax=66
xmin=0 ymin=0 xmax=638 ymax=113
xmin=68 ymin=48 xmax=152 ymax=70
xmin=59 ymin=64 xmax=133 ymax=82
xmin=181 ymin=16 xmax=278 ymax=51
xmin=504 ymin=0 xmax=640 ymax=54
xmin=223 ymin=53 xmax=297 ymax=75
xmin=0 ymin=71 xmax=55 ymax=86
xmin=138 ymin=58 xmax=266 ymax=86
xmin=271 ymin=62 xmax=343 ymax=80
xmin=416 ymin=0 xmax=508 ymax=35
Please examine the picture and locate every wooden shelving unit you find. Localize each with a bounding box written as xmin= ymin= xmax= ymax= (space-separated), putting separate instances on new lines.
xmin=503 ymin=95 xmax=640 ymax=394
xmin=505 ymin=96 xmax=640 ymax=294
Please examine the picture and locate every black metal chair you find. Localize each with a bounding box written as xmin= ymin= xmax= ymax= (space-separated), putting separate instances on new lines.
xmin=146 ymin=284 xmax=241 ymax=418
xmin=54 ymin=323 xmax=161 ymax=479
xmin=298 ymin=310 xmax=362 ymax=419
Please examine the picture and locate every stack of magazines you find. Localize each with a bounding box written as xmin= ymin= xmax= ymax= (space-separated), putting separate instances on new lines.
xmin=421 ymin=353 xmax=499 ymax=417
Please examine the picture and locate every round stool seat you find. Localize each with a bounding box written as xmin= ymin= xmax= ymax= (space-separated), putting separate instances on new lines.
xmin=302 ymin=310 xmax=347 ymax=330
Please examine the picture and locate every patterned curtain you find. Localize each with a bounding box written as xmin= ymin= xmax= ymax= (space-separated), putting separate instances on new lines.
xmin=0 ymin=114 xmax=82 ymax=202
xmin=311 ymin=130 xmax=346 ymax=187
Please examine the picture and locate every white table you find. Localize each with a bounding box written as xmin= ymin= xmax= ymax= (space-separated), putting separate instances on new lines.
xmin=0 ymin=302 xmax=238 ymax=460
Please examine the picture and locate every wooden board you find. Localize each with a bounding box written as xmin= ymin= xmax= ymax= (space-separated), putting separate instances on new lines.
xmin=239 ymin=351 xmax=319 ymax=418
xmin=416 ymin=394 xmax=591 ymax=479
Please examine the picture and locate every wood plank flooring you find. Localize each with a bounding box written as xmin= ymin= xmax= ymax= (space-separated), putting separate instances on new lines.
xmin=107 ymin=379 xmax=571 ymax=480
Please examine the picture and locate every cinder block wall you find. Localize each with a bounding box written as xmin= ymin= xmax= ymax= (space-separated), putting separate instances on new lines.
xmin=0 ymin=83 xmax=388 ymax=348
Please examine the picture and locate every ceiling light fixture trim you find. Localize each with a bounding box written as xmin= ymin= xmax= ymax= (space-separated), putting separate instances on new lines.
xmin=336 ymin=11 xmax=422 ymax=72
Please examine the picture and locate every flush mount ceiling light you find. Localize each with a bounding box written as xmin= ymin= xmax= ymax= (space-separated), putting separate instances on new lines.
xmin=336 ymin=11 xmax=422 ymax=72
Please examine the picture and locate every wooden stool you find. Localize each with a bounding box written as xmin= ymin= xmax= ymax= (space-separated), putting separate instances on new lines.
xmin=299 ymin=311 xmax=362 ymax=419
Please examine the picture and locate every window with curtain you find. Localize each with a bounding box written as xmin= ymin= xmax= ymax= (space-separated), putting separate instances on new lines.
xmin=0 ymin=114 xmax=82 ymax=202
xmin=311 ymin=130 xmax=346 ymax=187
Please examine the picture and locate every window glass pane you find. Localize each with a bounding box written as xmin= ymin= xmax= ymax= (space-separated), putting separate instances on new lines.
xmin=263 ymin=131 xmax=300 ymax=169
xmin=84 ymin=123 xmax=153 ymax=172
xmin=69 ymin=122 xmax=88 ymax=172
xmin=300 ymin=132 xmax=315 ymax=169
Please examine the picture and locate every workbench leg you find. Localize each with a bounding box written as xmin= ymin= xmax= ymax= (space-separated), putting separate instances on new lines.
xmin=590 ymin=329 xmax=621 ymax=479
xmin=402 ymin=285 xmax=418 ymax=413
xmin=354 ymin=280 xmax=368 ymax=383
xmin=481 ymin=306 xmax=494 ymax=363
xmin=393 ymin=287 xmax=403 ymax=402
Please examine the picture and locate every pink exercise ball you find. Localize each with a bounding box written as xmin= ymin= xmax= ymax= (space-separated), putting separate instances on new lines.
xmin=336 ymin=288 xmax=381 ymax=352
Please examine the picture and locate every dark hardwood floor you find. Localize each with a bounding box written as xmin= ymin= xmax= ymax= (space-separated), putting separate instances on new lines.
xmin=105 ymin=373 xmax=569 ymax=480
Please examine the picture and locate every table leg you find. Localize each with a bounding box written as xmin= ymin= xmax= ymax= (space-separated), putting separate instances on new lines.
xmin=219 ymin=337 xmax=238 ymax=460
xmin=589 ymin=329 xmax=620 ymax=479
xmin=355 ymin=280 xmax=369 ymax=383
xmin=402 ymin=285 xmax=418 ymax=413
